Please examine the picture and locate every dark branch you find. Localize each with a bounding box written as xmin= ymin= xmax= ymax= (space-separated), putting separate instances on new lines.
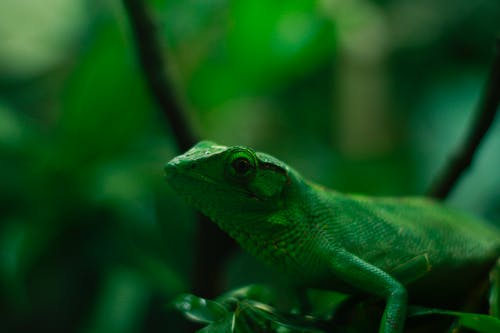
xmin=122 ymin=0 xmax=236 ymax=298
xmin=427 ymin=38 xmax=500 ymax=199
xmin=122 ymin=0 xmax=197 ymax=151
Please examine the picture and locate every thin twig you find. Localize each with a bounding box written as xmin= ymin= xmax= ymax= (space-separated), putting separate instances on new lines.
xmin=427 ymin=38 xmax=500 ymax=199
xmin=122 ymin=0 xmax=197 ymax=151
xmin=122 ymin=0 xmax=236 ymax=297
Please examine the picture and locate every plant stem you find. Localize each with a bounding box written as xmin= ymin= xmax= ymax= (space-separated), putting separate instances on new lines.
xmin=427 ymin=38 xmax=500 ymax=199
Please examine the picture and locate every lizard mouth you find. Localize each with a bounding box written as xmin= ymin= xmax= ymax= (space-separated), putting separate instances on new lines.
xmin=165 ymin=163 xmax=218 ymax=185
xmin=164 ymin=161 xmax=260 ymax=200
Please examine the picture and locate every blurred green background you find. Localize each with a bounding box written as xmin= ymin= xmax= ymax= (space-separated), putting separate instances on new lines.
xmin=1 ymin=0 xmax=500 ymax=332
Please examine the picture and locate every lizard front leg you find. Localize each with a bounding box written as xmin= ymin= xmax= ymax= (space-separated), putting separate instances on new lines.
xmin=326 ymin=248 xmax=407 ymax=333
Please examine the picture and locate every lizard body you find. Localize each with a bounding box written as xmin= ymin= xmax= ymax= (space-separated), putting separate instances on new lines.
xmin=165 ymin=141 xmax=500 ymax=332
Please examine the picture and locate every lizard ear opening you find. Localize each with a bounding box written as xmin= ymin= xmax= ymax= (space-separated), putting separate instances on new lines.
xmin=248 ymin=164 xmax=288 ymax=200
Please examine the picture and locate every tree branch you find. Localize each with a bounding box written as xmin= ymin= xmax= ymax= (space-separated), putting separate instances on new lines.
xmin=427 ymin=38 xmax=500 ymax=199
xmin=122 ymin=0 xmax=196 ymax=151
xmin=122 ymin=0 xmax=236 ymax=298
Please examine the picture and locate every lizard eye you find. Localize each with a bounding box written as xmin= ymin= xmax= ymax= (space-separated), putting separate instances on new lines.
xmin=225 ymin=148 xmax=257 ymax=182
xmin=232 ymin=157 xmax=251 ymax=175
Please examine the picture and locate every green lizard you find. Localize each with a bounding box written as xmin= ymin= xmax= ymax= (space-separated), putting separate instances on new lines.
xmin=164 ymin=141 xmax=500 ymax=333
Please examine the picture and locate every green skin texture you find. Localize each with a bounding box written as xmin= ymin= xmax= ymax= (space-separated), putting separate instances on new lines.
xmin=165 ymin=141 xmax=500 ymax=333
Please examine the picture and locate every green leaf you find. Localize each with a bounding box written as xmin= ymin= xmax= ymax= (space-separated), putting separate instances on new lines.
xmin=173 ymin=291 xmax=332 ymax=332
xmin=409 ymin=306 xmax=500 ymax=333
xmin=173 ymin=294 xmax=228 ymax=324
xmin=197 ymin=315 xmax=233 ymax=333
xmin=217 ymin=284 xmax=276 ymax=305
xmin=234 ymin=300 xmax=326 ymax=333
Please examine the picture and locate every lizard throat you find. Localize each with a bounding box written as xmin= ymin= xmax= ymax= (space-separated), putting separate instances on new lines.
xmin=216 ymin=216 xmax=318 ymax=275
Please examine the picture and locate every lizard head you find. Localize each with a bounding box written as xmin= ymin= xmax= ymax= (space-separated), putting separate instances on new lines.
xmin=164 ymin=141 xmax=293 ymax=225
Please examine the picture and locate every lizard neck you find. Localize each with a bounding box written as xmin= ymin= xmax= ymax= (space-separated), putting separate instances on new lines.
xmin=215 ymin=180 xmax=328 ymax=275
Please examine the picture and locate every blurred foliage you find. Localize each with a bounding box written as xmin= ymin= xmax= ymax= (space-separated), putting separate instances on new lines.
xmin=173 ymin=286 xmax=331 ymax=332
xmin=0 ymin=0 xmax=499 ymax=332
xmin=173 ymin=285 xmax=500 ymax=333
